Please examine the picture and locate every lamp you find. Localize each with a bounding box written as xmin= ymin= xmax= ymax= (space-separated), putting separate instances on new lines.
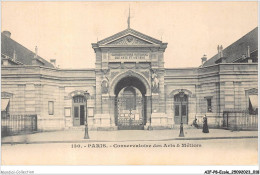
xmin=179 ymin=89 xmax=185 ymax=137
xmin=84 ymin=91 xmax=90 ymax=139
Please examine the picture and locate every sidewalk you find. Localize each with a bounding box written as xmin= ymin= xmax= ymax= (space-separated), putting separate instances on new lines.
xmin=1 ymin=129 xmax=258 ymax=144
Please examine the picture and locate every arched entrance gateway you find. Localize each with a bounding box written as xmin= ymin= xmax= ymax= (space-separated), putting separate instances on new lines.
xmin=114 ymin=76 xmax=147 ymax=130
xmin=92 ymin=25 xmax=167 ymax=130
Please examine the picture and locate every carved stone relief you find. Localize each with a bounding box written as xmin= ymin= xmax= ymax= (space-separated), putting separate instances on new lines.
xmin=108 ymin=35 xmax=152 ymax=45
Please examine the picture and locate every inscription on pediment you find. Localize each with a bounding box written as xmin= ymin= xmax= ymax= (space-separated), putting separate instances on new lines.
xmin=107 ymin=35 xmax=152 ymax=45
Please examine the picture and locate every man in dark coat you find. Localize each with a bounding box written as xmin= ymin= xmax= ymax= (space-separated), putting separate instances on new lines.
xmin=202 ymin=115 xmax=209 ymax=133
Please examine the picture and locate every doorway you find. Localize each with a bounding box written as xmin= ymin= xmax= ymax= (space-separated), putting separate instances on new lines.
xmin=73 ymin=95 xmax=86 ymax=126
xmin=174 ymin=93 xmax=188 ymax=124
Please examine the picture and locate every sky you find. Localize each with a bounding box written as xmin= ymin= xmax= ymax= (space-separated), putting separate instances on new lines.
xmin=1 ymin=1 xmax=258 ymax=69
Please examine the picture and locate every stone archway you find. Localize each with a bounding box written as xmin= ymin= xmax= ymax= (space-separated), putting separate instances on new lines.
xmin=109 ymin=70 xmax=152 ymax=130
xmin=109 ymin=70 xmax=151 ymax=97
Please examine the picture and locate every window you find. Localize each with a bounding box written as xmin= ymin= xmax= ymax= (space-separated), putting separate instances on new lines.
xmin=175 ymin=105 xmax=179 ymax=116
xmin=174 ymin=94 xmax=188 ymax=102
xmin=249 ymin=94 xmax=258 ymax=115
xmin=207 ymin=98 xmax=212 ymax=112
xmin=73 ymin=96 xmax=86 ymax=103
xmin=48 ymin=101 xmax=54 ymax=115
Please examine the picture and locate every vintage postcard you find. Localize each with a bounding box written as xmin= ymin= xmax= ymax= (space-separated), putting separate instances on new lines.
xmin=0 ymin=1 xmax=258 ymax=173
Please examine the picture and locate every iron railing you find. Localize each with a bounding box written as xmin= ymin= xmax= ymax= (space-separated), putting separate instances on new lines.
xmin=223 ymin=110 xmax=258 ymax=131
xmin=1 ymin=114 xmax=37 ymax=137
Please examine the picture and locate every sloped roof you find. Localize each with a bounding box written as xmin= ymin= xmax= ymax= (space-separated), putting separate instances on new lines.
xmin=203 ymin=27 xmax=258 ymax=66
xmin=97 ymin=28 xmax=163 ymax=45
xmin=1 ymin=33 xmax=54 ymax=68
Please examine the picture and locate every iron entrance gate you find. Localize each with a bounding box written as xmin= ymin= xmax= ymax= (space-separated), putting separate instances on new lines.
xmin=115 ymin=96 xmax=145 ymax=130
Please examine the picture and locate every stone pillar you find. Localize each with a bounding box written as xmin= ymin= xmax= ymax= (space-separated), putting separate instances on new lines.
xmin=158 ymin=70 xmax=165 ymax=113
xmin=95 ymin=72 xmax=102 ymax=114
xmin=152 ymin=93 xmax=160 ymax=113
xmin=146 ymin=95 xmax=152 ymax=125
xmin=110 ymin=95 xmax=115 ymax=126
xmin=101 ymin=94 xmax=109 ymax=114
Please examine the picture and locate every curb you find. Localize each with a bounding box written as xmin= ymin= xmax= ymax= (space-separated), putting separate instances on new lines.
xmin=2 ymin=136 xmax=258 ymax=145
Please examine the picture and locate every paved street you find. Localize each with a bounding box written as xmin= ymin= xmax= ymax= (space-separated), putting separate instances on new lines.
xmin=1 ymin=129 xmax=258 ymax=144
xmin=1 ymin=129 xmax=258 ymax=165
xmin=1 ymin=138 xmax=258 ymax=165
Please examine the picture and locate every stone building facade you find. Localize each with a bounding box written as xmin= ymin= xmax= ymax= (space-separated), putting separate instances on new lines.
xmin=1 ymin=27 xmax=258 ymax=131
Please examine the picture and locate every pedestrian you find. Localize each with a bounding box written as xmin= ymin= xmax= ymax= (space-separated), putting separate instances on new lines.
xmin=202 ymin=115 xmax=209 ymax=133
xmin=192 ymin=116 xmax=199 ymax=129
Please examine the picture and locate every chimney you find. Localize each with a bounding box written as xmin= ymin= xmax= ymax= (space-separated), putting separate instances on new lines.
xmin=221 ymin=57 xmax=227 ymax=63
xmin=34 ymin=46 xmax=38 ymax=58
xmin=247 ymin=46 xmax=250 ymax=58
xmin=220 ymin=45 xmax=223 ymax=57
xmin=217 ymin=45 xmax=224 ymax=58
xmin=217 ymin=45 xmax=220 ymax=58
xmin=13 ymin=50 xmax=17 ymax=61
xmin=50 ymin=59 xmax=56 ymax=66
xmin=247 ymin=46 xmax=253 ymax=63
xmin=3 ymin=31 xmax=11 ymax=38
xmin=201 ymin=54 xmax=207 ymax=65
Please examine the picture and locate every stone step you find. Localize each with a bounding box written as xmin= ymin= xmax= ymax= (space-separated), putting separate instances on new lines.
xmin=172 ymin=124 xmax=199 ymax=130
xmin=65 ymin=125 xmax=199 ymax=131
xmin=65 ymin=126 xmax=85 ymax=131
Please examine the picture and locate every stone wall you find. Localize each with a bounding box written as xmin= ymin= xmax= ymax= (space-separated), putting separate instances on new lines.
xmin=1 ymin=66 xmax=96 ymax=131
xmin=1 ymin=62 xmax=257 ymax=131
xmin=165 ymin=63 xmax=258 ymax=128
xmin=165 ymin=68 xmax=198 ymax=127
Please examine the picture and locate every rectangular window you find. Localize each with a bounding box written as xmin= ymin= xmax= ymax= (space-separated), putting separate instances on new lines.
xmin=207 ymin=98 xmax=212 ymax=112
xmin=74 ymin=106 xmax=79 ymax=118
xmin=175 ymin=105 xmax=179 ymax=116
xmin=48 ymin=101 xmax=54 ymax=115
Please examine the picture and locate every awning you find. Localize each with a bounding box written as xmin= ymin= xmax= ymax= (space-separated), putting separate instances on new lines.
xmin=249 ymin=95 xmax=258 ymax=110
xmin=1 ymin=98 xmax=10 ymax=111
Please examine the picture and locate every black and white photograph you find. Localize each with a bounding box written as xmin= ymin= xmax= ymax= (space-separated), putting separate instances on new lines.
xmin=0 ymin=1 xmax=258 ymax=174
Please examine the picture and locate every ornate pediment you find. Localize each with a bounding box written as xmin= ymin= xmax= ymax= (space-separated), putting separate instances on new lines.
xmin=68 ymin=90 xmax=90 ymax=99
xmin=107 ymin=35 xmax=153 ymax=45
xmin=92 ymin=28 xmax=168 ymax=52
xmin=96 ymin=28 xmax=163 ymax=46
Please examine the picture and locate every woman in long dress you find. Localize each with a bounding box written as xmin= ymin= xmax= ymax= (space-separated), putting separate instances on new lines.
xmin=202 ymin=115 xmax=209 ymax=133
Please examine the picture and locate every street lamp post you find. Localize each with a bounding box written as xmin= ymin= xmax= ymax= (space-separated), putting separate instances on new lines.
xmin=179 ymin=89 xmax=185 ymax=137
xmin=84 ymin=91 xmax=90 ymax=139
